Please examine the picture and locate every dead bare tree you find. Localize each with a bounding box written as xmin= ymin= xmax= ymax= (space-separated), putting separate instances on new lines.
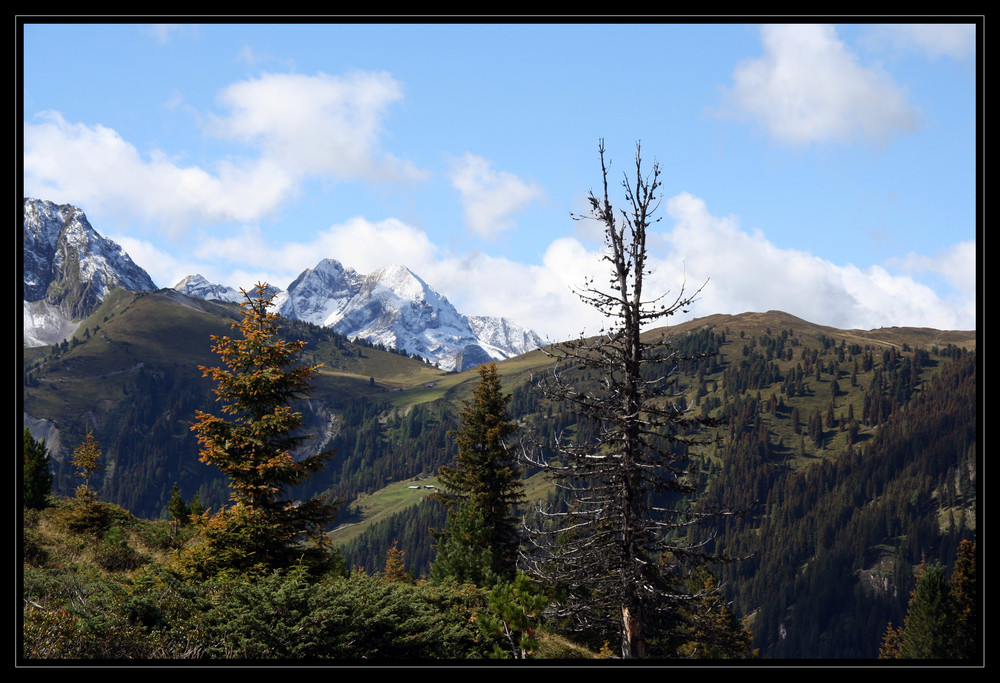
xmin=521 ymin=140 xmax=740 ymax=659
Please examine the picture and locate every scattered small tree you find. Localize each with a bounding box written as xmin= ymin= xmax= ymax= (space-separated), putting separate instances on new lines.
xmin=383 ymin=539 xmax=412 ymax=583
xmin=433 ymin=362 xmax=523 ymax=585
xmin=188 ymin=283 xmax=338 ymax=576
xmin=23 ymin=428 xmax=53 ymax=510
xmin=522 ymin=141 xmax=738 ymax=659
xmin=168 ymin=482 xmax=191 ymax=525
xmin=72 ymin=429 xmax=103 ymax=502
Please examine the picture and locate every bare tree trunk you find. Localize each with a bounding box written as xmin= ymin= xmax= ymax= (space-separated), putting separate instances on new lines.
xmin=621 ymin=604 xmax=646 ymax=659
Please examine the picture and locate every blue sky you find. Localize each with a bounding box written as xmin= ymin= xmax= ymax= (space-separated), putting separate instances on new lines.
xmin=22 ymin=21 xmax=979 ymax=341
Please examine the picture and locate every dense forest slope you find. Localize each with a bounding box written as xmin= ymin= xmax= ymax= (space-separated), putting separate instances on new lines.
xmin=21 ymin=294 xmax=977 ymax=659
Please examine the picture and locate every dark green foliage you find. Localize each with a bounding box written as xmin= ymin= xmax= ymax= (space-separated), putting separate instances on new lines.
xmin=341 ymin=496 xmax=446 ymax=578
xmin=23 ymin=428 xmax=53 ymax=510
xmin=708 ymin=352 xmax=976 ymax=658
xmin=485 ymin=570 xmax=550 ymax=659
xmin=198 ymin=568 xmax=503 ymax=659
xmin=675 ymin=566 xmax=756 ymax=659
xmin=949 ymin=540 xmax=978 ymax=660
xmin=880 ymin=540 xmax=979 ymax=661
xmin=95 ymin=526 xmax=146 ymax=572
xmin=431 ymin=503 xmax=501 ymax=587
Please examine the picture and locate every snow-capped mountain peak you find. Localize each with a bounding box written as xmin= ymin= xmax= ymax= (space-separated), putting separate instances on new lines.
xmin=23 ymin=198 xmax=157 ymax=346
xmin=173 ymin=274 xmax=244 ymax=304
xmin=174 ymin=261 xmax=543 ymax=371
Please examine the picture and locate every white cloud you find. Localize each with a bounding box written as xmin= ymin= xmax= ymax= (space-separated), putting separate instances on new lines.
xmin=449 ymin=153 xmax=545 ymax=239
xmin=24 ymin=110 xmax=297 ymax=234
xmin=110 ymin=186 xmax=975 ymax=342
xmin=208 ymin=71 xmax=423 ymax=182
xmin=657 ymin=192 xmax=976 ymax=332
xmin=719 ymin=24 xmax=921 ymax=146
xmin=186 ymin=216 xmax=440 ymax=292
xmin=24 ymin=70 xmax=422 ymax=236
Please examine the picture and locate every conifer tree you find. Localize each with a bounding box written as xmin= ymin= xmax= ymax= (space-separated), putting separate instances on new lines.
xmin=522 ymin=141 xmax=738 ymax=659
xmin=188 ymin=283 xmax=338 ymax=575
xmin=383 ymin=539 xmax=411 ymax=583
xmin=23 ymin=428 xmax=53 ymax=510
xmin=433 ymin=362 xmax=523 ymax=585
xmin=168 ymin=482 xmax=190 ymax=525
xmin=881 ymin=542 xmax=979 ymax=661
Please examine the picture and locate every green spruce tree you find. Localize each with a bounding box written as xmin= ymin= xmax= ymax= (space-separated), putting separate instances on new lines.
xmin=949 ymin=540 xmax=978 ymax=660
xmin=433 ymin=362 xmax=523 ymax=585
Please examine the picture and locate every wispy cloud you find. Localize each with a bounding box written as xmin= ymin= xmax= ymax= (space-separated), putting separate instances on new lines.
xmin=865 ymin=23 xmax=977 ymax=61
xmin=449 ymin=153 xmax=544 ymax=239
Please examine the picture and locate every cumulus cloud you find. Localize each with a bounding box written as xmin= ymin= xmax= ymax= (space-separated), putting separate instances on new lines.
xmin=208 ymin=71 xmax=423 ymax=182
xmin=718 ymin=24 xmax=921 ymax=146
xmin=24 ymin=110 xmax=296 ymax=234
xmin=657 ymin=192 xmax=975 ymax=332
xmin=23 ymin=70 xmax=421 ymax=236
xmin=184 ymin=216 xmax=440 ymax=293
xmin=449 ymin=153 xmax=545 ymax=239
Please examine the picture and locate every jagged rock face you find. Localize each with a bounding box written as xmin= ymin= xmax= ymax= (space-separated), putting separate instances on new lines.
xmin=466 ymin=315 xmax=545 ymax=360
xmin=275 ymin=258 xmax=364 ymax=326
xmin=23 ymin=195 xmax=544 ymax=367
xmin=23 ymin=198 xmax=156 ymax=322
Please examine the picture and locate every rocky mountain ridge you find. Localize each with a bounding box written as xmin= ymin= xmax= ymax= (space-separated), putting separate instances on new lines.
xmin=22 ymin=198 xmax=542 ymax=369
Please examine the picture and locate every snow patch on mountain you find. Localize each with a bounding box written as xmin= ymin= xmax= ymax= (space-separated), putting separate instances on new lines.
xmin=23 ymin=300 xmax=81 ymax=348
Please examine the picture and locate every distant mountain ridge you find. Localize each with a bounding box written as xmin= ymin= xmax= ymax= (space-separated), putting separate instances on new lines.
xmin=22 ymin=197 xmax=542 ymax=369
xmin=177 ymin=259 xmax=544 ymax=371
